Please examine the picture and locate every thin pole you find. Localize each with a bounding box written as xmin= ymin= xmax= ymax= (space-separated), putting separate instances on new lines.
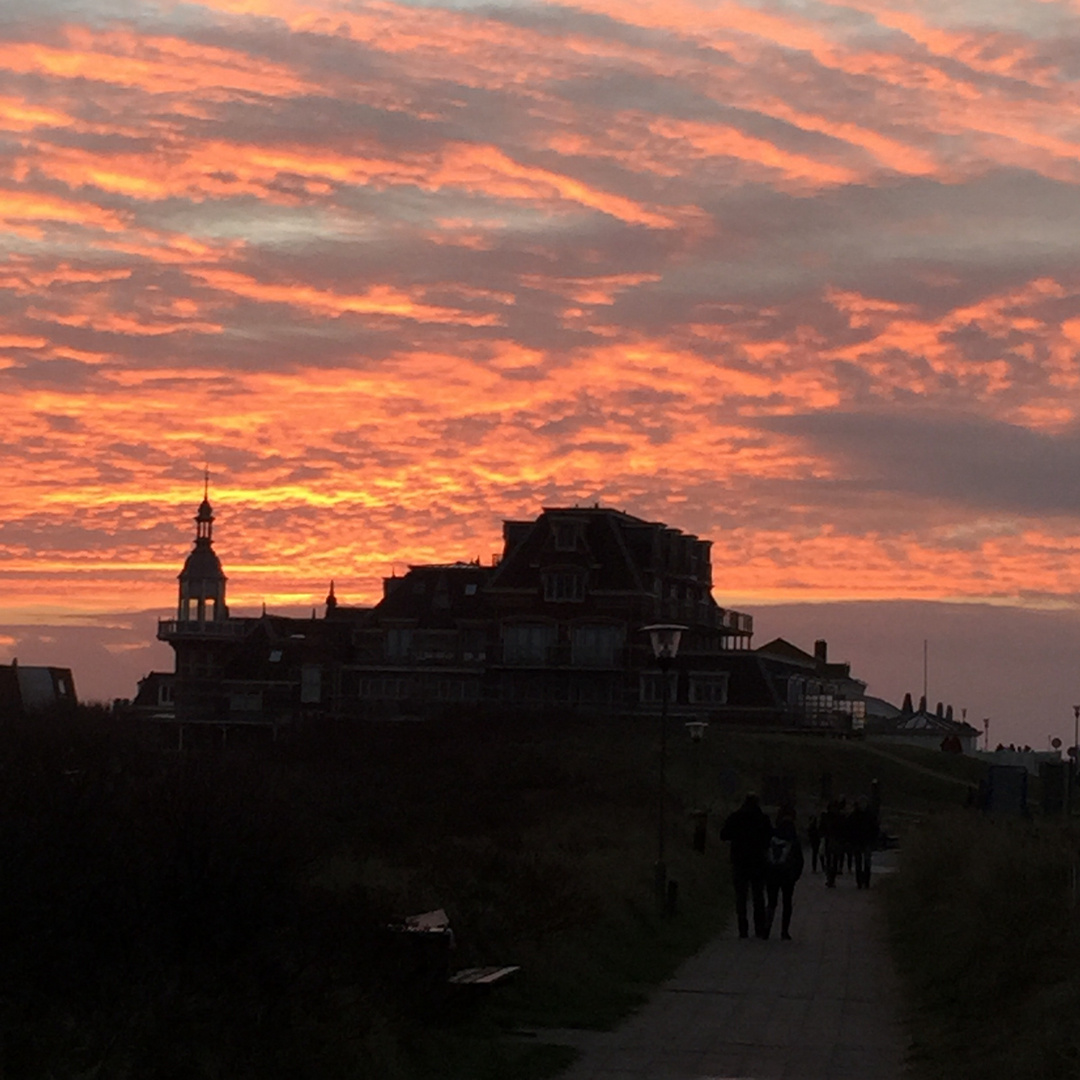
xmin=923 ymin=639 xmax=928 ymax=704
xmin=656 ymin=656 xmax=671 ymax=914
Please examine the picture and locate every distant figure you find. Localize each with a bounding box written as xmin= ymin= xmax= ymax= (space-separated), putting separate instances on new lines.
xmin=821 ymin=800 xmax=844 ymax=888
xmin=847 ymin=796 xmax=879 ymax=889
xmin=840 ymin=795 xmax=857 ymax=874
xmin=720 ymin=793 xmax=772 ymax=939
xmin=763 ymin=804 xmax=804 ymax=940
xmin=807 ymin=813 xmax=822 ymax=873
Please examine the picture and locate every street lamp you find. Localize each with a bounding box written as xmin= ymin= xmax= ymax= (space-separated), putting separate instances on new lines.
xmin=641 ymin=623 xmax=687 ymax=915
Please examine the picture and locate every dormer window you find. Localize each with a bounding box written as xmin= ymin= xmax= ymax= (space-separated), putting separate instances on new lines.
xmin=553 ymin=521 xmax=579 ymax=551
xmin=543 ymin=571 xmax=585 ymax=602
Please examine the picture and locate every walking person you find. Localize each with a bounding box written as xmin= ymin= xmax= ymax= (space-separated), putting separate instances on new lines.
xmin=720 ymin=793 xmax=772 ymax=939
xmin=763 ymin=804 xmax=804 ymax=940
xmin=848 ymin=796 xmax=879 ymax=888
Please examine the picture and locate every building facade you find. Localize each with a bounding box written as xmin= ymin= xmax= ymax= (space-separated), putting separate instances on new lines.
xmin=157 ymin=498 xmax=867 ymax=734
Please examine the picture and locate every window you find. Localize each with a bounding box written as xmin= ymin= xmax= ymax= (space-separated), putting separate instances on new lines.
xmin=503 ymin=623 xmax=556 ymax=664
xmin=386 ymin=628 xmax=413 ymax=660
xmin=553 ymin=521 xmax=579 ymax=551
xmin=269 ymin=649 xmax=283 ymax=663
xmin=301 ymin=665 xmax=321 ymax=704
xmin=543 ymin=572 xmax=585 ymax=602
xmin=464 ymin=583 xmax=478 ymax=596
xmin=461 ymin=629 xmax=487 ymax=662
xmin=571 ymin=624 xmax=623 ymax=667
xmin=639 ymin=672 xmax=678 ymax=704
xmin=360 ymin=677 xmax=411 ymax=699
xmin=689 ymin=673 xmax=729 ymax=705
xmin=436 ymin=679 xmax=465 ymax=701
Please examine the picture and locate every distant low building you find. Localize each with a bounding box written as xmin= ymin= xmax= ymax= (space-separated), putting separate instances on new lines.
xmin=753 ymin=638 xmax=868 ymax=733
xmin=867 ymin=695 xmax=981 ymax=753
xmin=973 ymin=747 xmax=1061 ymax=776
xmin=128 ymin=671 xmax=176 ymax=720
xmin=0 ymin=659 xmax=77 ymax=718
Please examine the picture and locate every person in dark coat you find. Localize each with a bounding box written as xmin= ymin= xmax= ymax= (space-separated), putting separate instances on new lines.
xmin=848 ymin=796 xmax=879 ymax=888
xmin=720 ymin=793 xmax=772 ymax=939
xmin=763 ymin=805 xmax=804 ymax=940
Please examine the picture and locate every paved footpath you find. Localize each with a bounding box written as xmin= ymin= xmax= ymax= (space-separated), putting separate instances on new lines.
xmin=544 ymin=853 xmax=910 ymax=1080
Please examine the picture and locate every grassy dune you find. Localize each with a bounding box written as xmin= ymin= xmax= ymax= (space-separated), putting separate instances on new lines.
xmin=0 ymin=711 xmax=983 ymax=1079
xmin=886 ymin=810 xmax=1080 ymax=1080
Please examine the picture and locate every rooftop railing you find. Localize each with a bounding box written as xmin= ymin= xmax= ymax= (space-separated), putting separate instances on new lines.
xmin=157 ymin=619 xmax=252 ymax=640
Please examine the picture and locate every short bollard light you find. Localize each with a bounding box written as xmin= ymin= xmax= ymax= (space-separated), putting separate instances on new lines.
xmin=685 ymin=721 xmax=709 ymax=851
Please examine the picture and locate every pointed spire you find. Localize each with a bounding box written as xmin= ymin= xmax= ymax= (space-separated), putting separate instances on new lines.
xmin=325 ymin=580 xmax=338 ymax=613
xmin=195 ymin=467 xmax=214 ymax=540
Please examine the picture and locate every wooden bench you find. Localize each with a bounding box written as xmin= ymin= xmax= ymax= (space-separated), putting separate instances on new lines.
xmin=448 ymin=964 xmax=520 ymax=987
xmin=384 ymin=910 xmax=520 ymax=1008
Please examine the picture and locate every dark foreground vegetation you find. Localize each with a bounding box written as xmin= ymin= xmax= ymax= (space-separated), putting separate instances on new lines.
xmin=0 ymin=708 xmax=726 ymax=1079
xmin=0 ymin=706 xmax=988 ymax=1079
xmin=887 ymin=809 xmax=1080 ymax=1080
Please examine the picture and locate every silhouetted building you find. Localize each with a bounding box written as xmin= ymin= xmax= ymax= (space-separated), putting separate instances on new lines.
xmin=0 ymin=659 xmax=77 ymax=718
xmin=867 ymin=695 xmax=980 ymax=752
xmin=156 ymin=497 xmax=872 ymax=733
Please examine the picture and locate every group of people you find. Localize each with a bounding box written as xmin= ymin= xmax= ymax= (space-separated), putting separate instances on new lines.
xmin=807 ymin=796 xmax=879 ymax=889
xmin=719 ymin=791 xmax=879 ymax=941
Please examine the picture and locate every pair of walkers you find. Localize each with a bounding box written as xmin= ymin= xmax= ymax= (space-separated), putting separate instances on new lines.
xmin=820 ymin=796 xmax=878 ymax=888
xmin=719 ymin=794 xmax=804 ymax=940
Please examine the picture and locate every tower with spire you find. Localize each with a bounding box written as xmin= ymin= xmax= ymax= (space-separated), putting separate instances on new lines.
xmin=177 ymin=471 xmax=228 ymax=624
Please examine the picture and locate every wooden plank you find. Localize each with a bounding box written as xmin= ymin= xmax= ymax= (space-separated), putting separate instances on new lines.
xmin=448 ymin=965 xmax=520 ymax=986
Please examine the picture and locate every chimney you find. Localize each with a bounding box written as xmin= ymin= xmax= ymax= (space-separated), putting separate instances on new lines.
xmin=902 ymin=692 xmax=913 ymax=714
xmin=945 ymin=704 xmax=954 ymax=722
xmin=814 ymin=640 xmax=827 ymax=663
xmin=936 ymin=701 xmax=944 ymax=718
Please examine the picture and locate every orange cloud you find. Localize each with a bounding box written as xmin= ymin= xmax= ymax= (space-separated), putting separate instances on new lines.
xmin=0 ymin=25 xmax=315 ymax=97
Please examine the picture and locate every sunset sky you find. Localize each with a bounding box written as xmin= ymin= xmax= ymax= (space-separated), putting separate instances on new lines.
xmin=4 ymin=0 xmax=1080 ymax=742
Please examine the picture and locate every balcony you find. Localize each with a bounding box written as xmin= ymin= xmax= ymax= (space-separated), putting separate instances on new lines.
xmin=158 ymin=618 xmax=252 ymax=641
xmin=720 ymin=609 xmax=754 ymax=634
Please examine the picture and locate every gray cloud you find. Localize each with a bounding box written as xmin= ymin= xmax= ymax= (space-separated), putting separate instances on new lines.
xmin=757 ymin=410 xmax=1080 ymax=518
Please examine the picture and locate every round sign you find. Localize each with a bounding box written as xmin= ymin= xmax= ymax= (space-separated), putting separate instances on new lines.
xmin=1052 ymin=737 xmax=1062 ymax=749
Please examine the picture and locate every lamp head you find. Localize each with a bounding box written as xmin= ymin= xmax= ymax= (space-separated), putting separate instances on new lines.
xmin=640 ymin=623 xmax=687 ymax=661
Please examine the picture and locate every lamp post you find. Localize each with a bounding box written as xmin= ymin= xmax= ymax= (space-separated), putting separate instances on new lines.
xmin=1067 ymin=704 xmax=1075 ymax=812
xmin=641 ymin=623 xmax=687 ymax=915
